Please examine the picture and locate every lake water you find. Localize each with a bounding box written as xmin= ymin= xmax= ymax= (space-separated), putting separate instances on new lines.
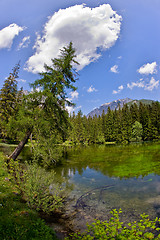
xmin=53 ymin=143 xmax=160 ymax=230
xmin=2 ymin=142 xmax=160 ymax=231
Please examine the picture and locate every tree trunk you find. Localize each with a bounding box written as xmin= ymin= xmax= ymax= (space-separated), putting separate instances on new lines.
xmin=8 ymin=129 xmax=32 ymax=161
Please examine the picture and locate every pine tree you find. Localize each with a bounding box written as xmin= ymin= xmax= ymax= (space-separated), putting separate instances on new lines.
xmin=9 ymin=42 xmax=79 ymax=161
xmin=139 ymin=102 xmax=150 ymax=141
xmin=149 ymin=102 xmax=160 ymax=140
xmin=130 ymin=103 xmax=139 ymax=124
xmin=104 ymin=107 xmax=114 ymax=142
xmin=130 ymin=121 xmax=143 ymax=142
xmin=121 ymin=104 xmax=132 ymax=143
xmin=0 ymin=63 xmax=20 ymax=138
xmin=112 ymin=108 xmax=122 ymax=143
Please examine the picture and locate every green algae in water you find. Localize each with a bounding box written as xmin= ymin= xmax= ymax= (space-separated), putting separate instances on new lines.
xmin=53 ymin=142 xmax=160 ymax=226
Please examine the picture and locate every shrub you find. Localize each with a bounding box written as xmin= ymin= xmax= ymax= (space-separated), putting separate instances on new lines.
xmin=8 ymin=159 xmax=65 ymax=214
xmin=0 ymin=153 xmax=57 ymax=240
xmin=66 ymin=209 xmax=160 ymax=240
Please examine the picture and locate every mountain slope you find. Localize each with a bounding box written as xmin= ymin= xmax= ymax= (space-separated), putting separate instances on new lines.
xmin=87 ymin=98 xmax=154 ymax=117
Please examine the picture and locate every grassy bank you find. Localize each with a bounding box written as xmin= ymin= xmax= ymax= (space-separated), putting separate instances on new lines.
xmin=0 ymin=152 xmax=57 ymax=240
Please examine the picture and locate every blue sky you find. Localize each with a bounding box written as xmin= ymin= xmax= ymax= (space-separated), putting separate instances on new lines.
xmin=0 ymin=0 xmax=160 ymax=115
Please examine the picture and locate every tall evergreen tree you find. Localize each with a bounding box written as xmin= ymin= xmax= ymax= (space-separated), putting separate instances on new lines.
xmin=149 ymin=102 xmax=160 ymax=140
xmin=0 ymin=63 xmax=21 ymax=138
xmin=73 ymin=110 xmax=86 ymax=143
xmin=130 ymin=103 xmax=139 ymax=124
xmin=112 ymin=108 xmax=122 ymax=143
xmin=104 ymin=107 xmax=114 ymax=142
xmin=121 ymin=104 xmax=132 ymax=143
xmin=9 ymin=42 xmax=79 ymax=162
xmin=139 ymin=102 xmax=150 ymax=140
xmin=130 ymin=121 xmax=143 ymax=142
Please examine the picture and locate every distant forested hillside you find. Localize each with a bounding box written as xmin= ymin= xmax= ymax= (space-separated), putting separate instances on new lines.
xmin=68 ymin=101 xmax=160 ymax=144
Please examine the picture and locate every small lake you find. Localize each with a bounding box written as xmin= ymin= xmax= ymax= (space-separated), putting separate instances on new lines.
xmin=53 ymin=142 xmax=160 ymax=230
xmin=2 ymin=142 xmax=160 ymax=231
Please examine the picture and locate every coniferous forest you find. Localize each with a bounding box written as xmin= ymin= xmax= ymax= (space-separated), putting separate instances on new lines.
xmin=0 ymin=64 xmax=160 ymax=146
xmin=67 ymin=101 xmax=160 ymax=144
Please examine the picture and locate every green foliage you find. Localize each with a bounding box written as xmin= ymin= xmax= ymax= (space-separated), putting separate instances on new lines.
xmin=0 ymin=152 xmax=57 ymax=240
xmin=23 ymin=163 xmax=64 ymax=213
xmin=66 ymin=209 xmax=160 ymax=240
xmin=68 ymin=101 xmax=160 ymax=144
xmin=32 ymin=139 xmax=64 ymax=168
xmin=6 ymin=42 xmax=79 ymax=162
xmin=0 ymin=63 xmax=22 ymax=139
xmin=130 ymin=121 xmax=143 ymax=142
xmin=8 ymin=159 xmax=65 ymax=214
xmin=0 ymin=217 xmax=56 ymax=240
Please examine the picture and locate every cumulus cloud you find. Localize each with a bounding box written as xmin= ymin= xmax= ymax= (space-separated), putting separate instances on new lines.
xmin=66 ymin=90 xmax=79 ymax=104
xmin=17 ymin=36 xmax=30 ymax=50
xmin=137 ymin=62 xmax=157 ymax=75
xmin=25 ymin=4 xmax=122 ymax=73
xmin=127 ymin=77 xmax=159 ymax=91
xmin=0 ymin=23 xmax=25 ymax=49
xmin=66 ymin=105 xmax=82 ymax=114
xmin=112 ymin=85 xmax=123 ymax=94
xmin=17 ymin=79 xmax=26 ymax=83
xmin=87 ymin=85 xmax=98 ymax=93
xmin=70 ymin=90 xmax=79 ymax=99
xmin=110 ymin=64 xmax=119 ymax=73
xmin=65 ymin=106 xmax=74 ymax=114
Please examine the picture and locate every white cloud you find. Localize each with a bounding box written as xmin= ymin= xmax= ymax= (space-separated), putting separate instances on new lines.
xmin=137 ymin=62 xmax=157 ymax=75
xmin=67 ymin=90 xmax=79 ymax=102
xmin=0 ymin=24 xmax=25 ymax=49
xmin=17 ymin=79 xmax=26 ymax=83
xmin=17 ymin=36 xmax=30 ymax=50
xmin=25 ymin=4 xmax=122 ymax=73
xmin=127 ymin=77 xmax=159 ymax=91
xmin=66 ymin=106 xmax=74 ymax=114
xmin=127 ymin=79 xmax=144 ymax=89
xmin=66 ymin=105 xmax=82 ymax=114
xmin=87 ymin=85 xmax=97 ymax=93
xmin=70 ymin=90 xmax=79 ymax=99
xmin=67 ymin=91 xmax=79 ymax=102
xmin=112 ymin=85 xmax=123 ymax=94
xmin=145 ymin=77 xmax=159 ymax=91
xmin=110 ymin=64 xmax=119 ymax=73
xmin=117 ymin=56 xmax=122 ymax=59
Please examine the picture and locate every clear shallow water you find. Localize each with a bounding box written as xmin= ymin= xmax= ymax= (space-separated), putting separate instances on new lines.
xmin=53 ymin=143 xmax=160 ymax=227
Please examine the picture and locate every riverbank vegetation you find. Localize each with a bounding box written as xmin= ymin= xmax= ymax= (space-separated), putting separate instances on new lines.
xmin=0 ymin=152 xmax=57 ymax=239
xmin=67 ymin=209 xmax=160 ymax=240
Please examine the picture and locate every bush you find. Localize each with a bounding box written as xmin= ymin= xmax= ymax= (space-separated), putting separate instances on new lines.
xmin=66 ymin=209 xmax=160 ymax=240
xmin=0 ymin=152 xmax=57 ymax=240
xmin=8 ymin=159 xmax=65 ymax=214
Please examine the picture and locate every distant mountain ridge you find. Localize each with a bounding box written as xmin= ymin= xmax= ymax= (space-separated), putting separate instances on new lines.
xmin=87 ymin=98 xmax=154 ymax=117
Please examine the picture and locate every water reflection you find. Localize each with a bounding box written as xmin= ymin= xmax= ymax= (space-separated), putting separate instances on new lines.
xmin=56 ymin=143 xmax=160 ymax=179
xmin=52 ymin=143 xmax=160 ymax=224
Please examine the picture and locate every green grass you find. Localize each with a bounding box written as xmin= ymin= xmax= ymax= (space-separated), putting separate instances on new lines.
xmin=0 ymin=152 xmax=57 ymax=240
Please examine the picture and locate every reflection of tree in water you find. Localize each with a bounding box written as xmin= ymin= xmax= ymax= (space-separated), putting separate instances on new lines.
xmin=58 ymin=143 xmax=160 ymax=179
